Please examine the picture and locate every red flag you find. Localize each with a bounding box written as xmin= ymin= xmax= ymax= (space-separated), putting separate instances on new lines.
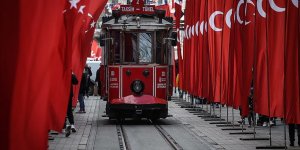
xmin=231 ymin=0 xmax=244 ymax=110
xmin=71 ymin=0 xmax=108 ymax=107
xmin=182 ymin=0 xmax=192 ymax=92
xmin=220 ymin=0 xmax=234 ymax=105
xmin=156 ymin=4 xmax=171 ymax=17
xmin=196 ymin=0 xmax=206 ymax=97
xmin=253 ymin=0 xmax=268 ymax=116
xmin=241 ymin=0 xmax=256 ymax=117
xmin=175 ymin=2 xmax=183 ymax=89
xmin=207 ymin=0 xmax=225 ymax=102
xmin=0 ymin=1 xmax=66 ymax=149
xmin=284 ymin=1 xmax=300 ymax=124
xmin=202 ymin=0 xmax=212 ymax=100
xmin=266 ymin=0 xmax=286 ymax=117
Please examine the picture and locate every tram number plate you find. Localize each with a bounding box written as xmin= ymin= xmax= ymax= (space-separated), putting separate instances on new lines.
xmin=136 ymin=109 xmax=142 ymax=115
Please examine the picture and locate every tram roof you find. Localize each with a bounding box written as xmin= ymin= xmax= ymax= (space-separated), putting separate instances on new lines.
xmin=101 ymin=15 xmax=173 ymax=30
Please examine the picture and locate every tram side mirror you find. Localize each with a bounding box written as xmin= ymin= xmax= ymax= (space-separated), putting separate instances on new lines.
xmin=171 ymin=32 xmax=177 ymax=46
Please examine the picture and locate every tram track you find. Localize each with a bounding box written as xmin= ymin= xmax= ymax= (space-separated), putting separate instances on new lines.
xmin=151 ymin=121 xmax=184 ymax=150
xmin=116 ymin=123 xmax=131 ymax=150
xmin=116 ymin=119 xmax=183 ymax=150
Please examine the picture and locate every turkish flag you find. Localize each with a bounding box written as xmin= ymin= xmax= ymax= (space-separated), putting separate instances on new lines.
xmin=188 ymin=0 xmax=197 ymax=96
xmin=284 ymin=1 xmax=300 ymax=124
xmin=70 ymin=0 xmax=107 ymax=107
xmin=175 ymin=2 xmax=183 ymax=89
xmin=240 ymin=0 xmax=256 ymax=117
xmin=220 ymin=0 xmax=234 ymax=105
xmin=207 ymin=0 xmax=225 ymax=102
xmin=253 ymin=0 xmax=269 ymax=116
xmin=230 ymin=0 xmax=244 ymax=110
xmin=202 ymin=0 xmax=212 ymax=100
xmin=182 ymin=0 xmax=192 ymax=92
xmin=266 ymin=0 xmax=286 ymax=117
xmin=196 ymin=0 xmax=206 ymax=97
xmin=0 ymin=1 xmax=66 ymax=149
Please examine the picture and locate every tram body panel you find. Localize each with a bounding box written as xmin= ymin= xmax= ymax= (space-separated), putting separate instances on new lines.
xmin=121 ymin=66 xmax=154 ymax=98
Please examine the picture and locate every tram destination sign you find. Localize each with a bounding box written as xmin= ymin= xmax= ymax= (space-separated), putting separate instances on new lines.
xmin=120 ymin=5 xmax=155 ymax=15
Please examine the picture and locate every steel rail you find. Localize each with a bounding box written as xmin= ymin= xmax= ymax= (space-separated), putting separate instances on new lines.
xmin=150 ymin=120 xmax=183 ymax=150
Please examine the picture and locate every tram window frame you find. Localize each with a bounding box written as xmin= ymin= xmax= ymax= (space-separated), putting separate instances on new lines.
xmin=108 ymin=30 xmax=121 ymax=65
xmin=155 ymin=30 xmax=168 ymax=65
xmin=122 ymin=31 xmax=154 ymax=65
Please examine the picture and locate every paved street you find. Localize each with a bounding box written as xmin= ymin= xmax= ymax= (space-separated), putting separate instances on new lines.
xmin=48 ymin=95 xmax=299 ymax=150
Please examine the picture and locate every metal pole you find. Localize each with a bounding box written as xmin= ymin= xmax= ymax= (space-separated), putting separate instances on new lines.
xmin=226 ymin=105 xmax=229 ymax=123
xmin=232 ymin=107 xmax=235 ymax=127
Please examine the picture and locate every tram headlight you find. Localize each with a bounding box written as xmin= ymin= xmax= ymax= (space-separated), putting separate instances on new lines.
xmin=130 ymin=80 xmax=144 ymax=95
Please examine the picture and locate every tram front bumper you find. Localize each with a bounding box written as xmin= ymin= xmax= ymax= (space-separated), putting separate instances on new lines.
xmin=106 ymin=104 xmax=168 ymax=119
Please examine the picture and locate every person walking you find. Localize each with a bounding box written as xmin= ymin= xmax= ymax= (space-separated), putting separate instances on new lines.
xmin=288 ymin=124 xmax=300 ymax=146
xmin=64 ymin=73 xmax=78 ymax=137
xmin=95 ymin=66 xmax=101 ymax=96
xmin=77 ymin=71 xmax=88 ymax=113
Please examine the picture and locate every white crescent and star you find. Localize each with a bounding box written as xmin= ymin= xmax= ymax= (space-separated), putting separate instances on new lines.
xmin=177 ymin=28 xmax=180 ymax=42
xmin=189 ymin=26 xmax=192 ymax=38
xmin=88 ymin=13 xmax=93 ymax=18
xmin=195 ymin=21 xmax=199 ymax=36
xmin=237 ymin=0 xmax=255 ymax=25
xmin=191 ymin=25 xmax=195 ymax=37
xmin=292 ymin=0 xmax=298 ymax=8
xmin=90 ymin=20 xmax=96 ymax=28
xmin=69 ymin=0 xmax=80 ymax=9
xmin=225 ymin=9 xmax=232 ymax=28
xmin=257 ymin=0 xmax=266 ymax=18
xmin=209 ymin=11 xmax=223 ymax=32
xmin=269 ymin=0 xmax=285 ymax=12
xmin=200 ymin=21 xmax=204 ymax=35
xmin=185 ymin=25 xmax=189 ymax=39
xmin=78 ymin=5 xmax=86 ymax=14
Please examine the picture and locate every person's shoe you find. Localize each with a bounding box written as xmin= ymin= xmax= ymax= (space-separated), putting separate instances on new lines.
xmin=65 ymin=126 xmax=71 ymax=137
xmin=82 ymin=110 xmax=86 ymax=113
xmin=76 ymin=110 xmax=83 ymax=113
xmin=269 ymin=121 xmax=275 ymax=127
xmin=71 ymin=125 xmax=76 ymax=133
xmin=238 ymin=120 xmax=245 ymax=125
xmin=290 ymin=142 xmax=294 ymax=146
xmin=263 ymin=122 xmax=268 ymax=127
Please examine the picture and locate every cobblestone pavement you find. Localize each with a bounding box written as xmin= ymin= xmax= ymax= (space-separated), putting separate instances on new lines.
xmin=48 ymin=95 xmax=299 ymax=150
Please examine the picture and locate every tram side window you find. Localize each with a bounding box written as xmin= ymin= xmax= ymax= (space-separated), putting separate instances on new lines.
xmin=109 ymin=31 xmax=120 ymax=64
xmin=156 ymin=31 xmax=167 ymax=64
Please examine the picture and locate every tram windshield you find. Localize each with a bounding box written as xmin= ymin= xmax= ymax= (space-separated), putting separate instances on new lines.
xmin=107 ymin=30 xmax=169 ymax=65
xmin=124 ymin=32 xmax=152 ymax=64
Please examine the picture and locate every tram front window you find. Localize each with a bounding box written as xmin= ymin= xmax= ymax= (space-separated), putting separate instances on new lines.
xmin=124 ymin=32 xmax=152 ymax=64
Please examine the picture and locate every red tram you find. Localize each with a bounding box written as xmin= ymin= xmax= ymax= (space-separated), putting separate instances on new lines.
xmin=99 ymin=1 xmax=177 ymax=121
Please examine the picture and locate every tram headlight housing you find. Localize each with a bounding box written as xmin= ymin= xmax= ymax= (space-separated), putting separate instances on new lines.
xmin=130 ymin=80 xmax=144 ymax=95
